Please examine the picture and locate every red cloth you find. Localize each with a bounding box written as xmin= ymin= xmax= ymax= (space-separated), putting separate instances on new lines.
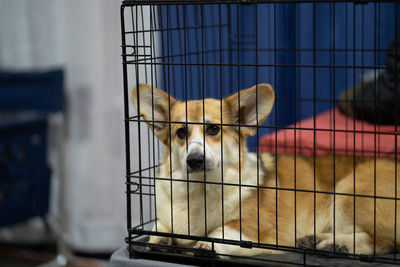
xmin=259 ymin=108 xmax=400 ymax=161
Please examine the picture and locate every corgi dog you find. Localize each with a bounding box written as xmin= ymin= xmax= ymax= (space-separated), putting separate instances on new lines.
xmin=132 ymin=83 xmax=400 ymax=257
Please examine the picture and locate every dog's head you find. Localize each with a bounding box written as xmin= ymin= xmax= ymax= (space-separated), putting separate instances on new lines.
xmin=132 ymin=84 xmax=274 ymax=178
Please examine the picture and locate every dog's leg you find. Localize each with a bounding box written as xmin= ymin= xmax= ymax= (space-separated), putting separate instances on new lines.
xmin=193 ymin=225 xmax=284 ymax=257
xmin=147 ymin=222 xmax=173 ymax=250
xmin=148 ymin=221 xmax=198 ymax=251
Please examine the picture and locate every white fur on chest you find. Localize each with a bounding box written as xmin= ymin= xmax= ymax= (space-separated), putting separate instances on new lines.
xmin=154 ymin=152 xmax=265 ymax=245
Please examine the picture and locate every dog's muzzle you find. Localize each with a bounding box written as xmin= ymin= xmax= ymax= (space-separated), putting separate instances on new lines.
xmin=186 ymin=153 xmax=204 ymax=172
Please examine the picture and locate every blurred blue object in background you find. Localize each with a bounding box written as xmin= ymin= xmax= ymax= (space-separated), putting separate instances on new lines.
xmin=0 ymin=69 xmax=63 ymax=227
xmin=0 ymin=70 xmax=63 ymax=112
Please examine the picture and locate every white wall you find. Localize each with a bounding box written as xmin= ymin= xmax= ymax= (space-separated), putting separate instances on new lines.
xmin=0 ymin=0 xmax=136 ymax=252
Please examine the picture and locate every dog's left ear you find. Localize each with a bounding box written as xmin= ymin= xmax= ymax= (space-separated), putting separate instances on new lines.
xmin=131 ymin=84 xmax=177 ymax=145
xmin=225 ymin=84 xmax=275 ymax=137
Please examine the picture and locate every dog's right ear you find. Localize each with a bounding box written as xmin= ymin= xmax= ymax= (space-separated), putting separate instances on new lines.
xmin=132 ymin=84 xmax=176 ymax=145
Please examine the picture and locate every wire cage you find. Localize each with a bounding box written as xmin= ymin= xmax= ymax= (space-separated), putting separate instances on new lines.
xmin=121 ymin=0 xmax=400 ymax=266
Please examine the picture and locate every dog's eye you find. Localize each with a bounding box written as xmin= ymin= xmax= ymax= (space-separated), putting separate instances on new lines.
xmin=176 ymin=127 xmax=187 ymax=139
xmin=206 ymin=125 xmax=220 ymax=136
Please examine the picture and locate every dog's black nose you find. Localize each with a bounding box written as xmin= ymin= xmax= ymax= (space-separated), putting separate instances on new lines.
xmin=186 ymin=153 xmax=204 ymax=170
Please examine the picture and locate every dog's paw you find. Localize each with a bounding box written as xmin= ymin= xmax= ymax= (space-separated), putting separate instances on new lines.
xmin=190 ymin=241 xmax=214 ymax=257
xmin=194 ymin=241 xmax=212 ymax=251
xmin=296 ymin=235 xmax=321 ymax=249
xmin=319 ymin=242 xmax=348 ymax=254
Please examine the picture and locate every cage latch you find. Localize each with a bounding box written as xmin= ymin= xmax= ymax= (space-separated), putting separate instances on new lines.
xmin=240 ymin=241 xmax=253 ymax=249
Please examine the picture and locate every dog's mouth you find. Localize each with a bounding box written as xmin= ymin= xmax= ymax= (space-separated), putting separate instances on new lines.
xmin=187 ymin=167 xmax=205 ymax=174
xmin=186 ymin=163 xmax=219 ymax=175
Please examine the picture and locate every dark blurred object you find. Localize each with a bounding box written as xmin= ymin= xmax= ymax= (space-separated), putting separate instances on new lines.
xmin=0 ymin=69 xmax=63 ymax=227
xmin=338 ymin=30 xmax=400 ymax=125
xmin=0 ymin=70 xmax=63 ymax=112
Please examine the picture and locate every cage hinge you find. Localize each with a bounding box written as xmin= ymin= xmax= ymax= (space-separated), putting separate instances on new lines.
xmin=240 ymin=241 xmax=253 ymax=248
xmin=359 ymin=254 xmax=374 ymax=263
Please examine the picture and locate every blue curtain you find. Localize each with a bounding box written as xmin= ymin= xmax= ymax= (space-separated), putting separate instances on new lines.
xmin=158 ymin=2 xmax=399 ymax=150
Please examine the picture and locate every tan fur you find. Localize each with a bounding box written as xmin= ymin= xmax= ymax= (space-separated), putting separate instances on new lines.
xmin=132 ymin=84 xmax=400 ymax=256
xmin=230 ymin=154 xmax=400 ymax=255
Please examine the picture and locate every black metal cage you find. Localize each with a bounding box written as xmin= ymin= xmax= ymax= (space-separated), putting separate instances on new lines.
xmin=121 ymin=1 xmax=400 ymax=266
